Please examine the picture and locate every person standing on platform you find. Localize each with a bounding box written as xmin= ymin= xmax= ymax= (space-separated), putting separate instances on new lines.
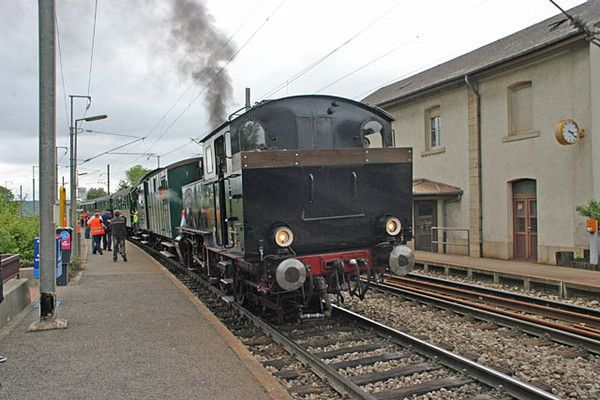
xmin=101 ymin=209 xmax=113 ymax=252
xmin=132 ymin=210 xmax=139 ymax=234
xmin=110 ymin=210 xmax=127 ymax=262
xmin=88 ymin=210 xmax=105 ymax=255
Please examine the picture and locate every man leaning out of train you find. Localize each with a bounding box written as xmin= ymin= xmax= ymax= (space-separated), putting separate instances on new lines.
xmin=110 ymin=210 xmax=127 ymax=262
xmin=87 ymin=210 xmax=105 ymax=255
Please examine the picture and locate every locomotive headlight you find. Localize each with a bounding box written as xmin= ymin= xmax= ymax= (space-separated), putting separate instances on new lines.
xmin=274 ymin=226 xmax=294 ymax=247
xmin=385 ymin=217 xmax=402 ymax=236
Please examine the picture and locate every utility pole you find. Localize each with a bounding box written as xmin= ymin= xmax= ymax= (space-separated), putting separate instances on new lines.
xmin=107 ymin=164 xmax=110 ymax=194
xmin=19 ymin=185 xmax=23 ymax=216
xmin=29 ymin=0 xmax=66 ymax=331
xmin=32 ymin=166 xmax=37 ymax=214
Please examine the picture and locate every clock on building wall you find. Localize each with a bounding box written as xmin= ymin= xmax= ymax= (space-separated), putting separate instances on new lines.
xmin=555 ymin=119 xmax=585 ymax=145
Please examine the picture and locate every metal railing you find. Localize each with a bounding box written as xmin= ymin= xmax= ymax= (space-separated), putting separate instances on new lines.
xmin=0 ymin=254 xmax=20 ymax=283
xmin=431 ymin=227 xmax=470 ymax=256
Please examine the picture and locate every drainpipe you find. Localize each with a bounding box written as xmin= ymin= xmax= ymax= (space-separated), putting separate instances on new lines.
xmin=464 ymin=75 xmax=484 ymax=257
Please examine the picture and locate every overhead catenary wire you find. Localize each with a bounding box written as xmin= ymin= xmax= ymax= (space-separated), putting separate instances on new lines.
xmin=86 ymin=0 xmax=100 ymax=97
xmin=159 ymin=139 xmax=195 ymax=157
xmin=547 ymin=0 xmax=600 ymax=47
xmin=142 ymin=0 xmax=288 ymax=156
xmin=316 ymin=0 xmax=492 ymax=94
xmin=257 ymin=0 xmax=405 ymax=101
xmin=55 ymin=8 xmax=69 ymax=130
xmin=123 ymin=0 xmax=273 ymax=169
xmin=84 ymin=129 xmax=143 ymax=139
xmin=81 ymin=137 xmax=145 ymax=164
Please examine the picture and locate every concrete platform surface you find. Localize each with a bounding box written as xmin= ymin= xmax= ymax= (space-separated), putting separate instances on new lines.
xmin=415 ymin=250 xmax=600 ymax=294
xmin=0 ymin=242 xmax=285 ymax=400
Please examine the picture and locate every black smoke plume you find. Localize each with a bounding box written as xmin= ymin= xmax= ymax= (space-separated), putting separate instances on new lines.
xmin=169 ymin=0 xmax=235 ymax=128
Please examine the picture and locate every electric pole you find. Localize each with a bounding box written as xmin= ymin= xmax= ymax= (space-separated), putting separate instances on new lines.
xmin=29 ymin=0 xmax=67 ymax=331
xmin=107 ymin=164 xmax=110 ymax=194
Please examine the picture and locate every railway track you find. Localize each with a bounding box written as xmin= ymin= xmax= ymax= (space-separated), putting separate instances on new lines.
xmin=371 ymin=273 xmax=600 ymax=354
xmin=133 ymin=239 xmax=559 ymax=400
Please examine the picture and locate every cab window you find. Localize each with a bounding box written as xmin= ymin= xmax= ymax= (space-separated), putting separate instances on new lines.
xmin=239 ymin=120 xmax=266 ymax=151
xmin=205 ymin=145 xmax=214 ymax=174
xmin=362 ymin=120 xmax=384 ymax=148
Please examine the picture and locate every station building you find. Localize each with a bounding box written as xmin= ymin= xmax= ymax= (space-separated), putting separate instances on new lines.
xmin=364 ymin=1 xmax=600 ymax=264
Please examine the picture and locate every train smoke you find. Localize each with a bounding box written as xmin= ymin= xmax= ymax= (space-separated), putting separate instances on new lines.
xmin=169 ymin=0 xmax=235 ymax=128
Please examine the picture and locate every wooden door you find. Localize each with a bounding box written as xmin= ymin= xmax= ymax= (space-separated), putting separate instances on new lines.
xmin=415 ymin=201 xmax=437 ymax=252
xmin=513 ymin=180 xmax=537 ymax=260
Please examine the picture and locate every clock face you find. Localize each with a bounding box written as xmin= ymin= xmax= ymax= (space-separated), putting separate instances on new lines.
xmin=555 ymin=119 xmax=581 ymax=145
xmin=562 ymin=120 xmax=579 ymax=144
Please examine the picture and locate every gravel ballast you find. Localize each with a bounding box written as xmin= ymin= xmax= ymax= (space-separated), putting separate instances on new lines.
xmin=342 ymin=291 xmax=600 ymax=399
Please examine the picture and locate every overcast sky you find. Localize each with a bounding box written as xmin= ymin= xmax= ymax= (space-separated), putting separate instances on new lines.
xmin=0 ymin=0 xmax=586 ymax=199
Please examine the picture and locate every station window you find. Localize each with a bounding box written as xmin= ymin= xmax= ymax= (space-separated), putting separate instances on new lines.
xmin=508 ymin=81 xmax=533 ymax=136
xmin=239 ymin=120 xmax=266 ymax=151
xmin=426 ymin=106 xmax=441 ymax=149
xmin=361 ymin=120 xmax=383 ymax=148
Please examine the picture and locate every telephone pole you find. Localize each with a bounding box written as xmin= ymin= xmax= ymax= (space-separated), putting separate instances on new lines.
xmin=107 ymin=164 xmax=110 ymax=194
xmin=29 ymin=0 xmax=67 ymax=331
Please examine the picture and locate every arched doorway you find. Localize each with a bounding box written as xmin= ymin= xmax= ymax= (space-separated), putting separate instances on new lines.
xmin=512 ymin=179 xmax=537 ymax=260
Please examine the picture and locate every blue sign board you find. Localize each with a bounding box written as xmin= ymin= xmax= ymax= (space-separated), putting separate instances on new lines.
xmin=33 ymin=237 xmax=63 ymax=280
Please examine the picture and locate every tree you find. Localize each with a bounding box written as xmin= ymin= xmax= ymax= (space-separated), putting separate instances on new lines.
xmin=0 ymin=195 xmax=38 ymax=267
xmin=0 ymin=186 xmax=14 ymax=203
xmin=125 ymin=165 xmax=151 ymax=187
xmin=577 ymin=200 xmax=600 ymax=221
xmin=117 ymin=180 xmax=129 ymax=191
xmin=87 ymin=187 xmax=108 ymax=200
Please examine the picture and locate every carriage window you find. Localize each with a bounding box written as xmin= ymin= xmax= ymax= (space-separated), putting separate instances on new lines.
xmin=239 ymin=120 xmax=266 ymax=151
xmin=205 ymin=145 xmax=214 ymax=174
xmin=362 ymin=120 xmax=383 ymax=148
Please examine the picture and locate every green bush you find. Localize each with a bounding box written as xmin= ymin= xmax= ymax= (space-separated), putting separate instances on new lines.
xmin=0 ymin=200 xmax=39 ymax=267
xmin=576 ymin=200 xmax=600 ymax=221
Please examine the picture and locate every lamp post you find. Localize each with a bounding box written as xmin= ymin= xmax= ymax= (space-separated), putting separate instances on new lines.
xmin=70 ymin=113 xmax=107 ymax=260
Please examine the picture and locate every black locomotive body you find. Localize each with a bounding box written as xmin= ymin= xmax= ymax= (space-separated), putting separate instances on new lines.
xmin=176 ymin=95 xmax=414 ymax=319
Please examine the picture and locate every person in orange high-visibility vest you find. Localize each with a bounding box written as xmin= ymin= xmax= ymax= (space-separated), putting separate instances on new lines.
xmin=88 ymin=210 xmax=106 ymax=255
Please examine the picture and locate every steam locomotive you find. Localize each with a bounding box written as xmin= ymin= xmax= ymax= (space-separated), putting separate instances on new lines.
xmin=83 ymin=95 xmax=414 ymax=319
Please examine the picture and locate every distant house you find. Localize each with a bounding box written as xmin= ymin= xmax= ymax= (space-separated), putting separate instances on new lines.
xmin=363 ymin=1 xmax=600 ymax=264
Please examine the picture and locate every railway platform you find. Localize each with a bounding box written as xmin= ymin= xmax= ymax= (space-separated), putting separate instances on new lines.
xmin=0 ymin=240 xmax=290 ymax=400
xmin=414 ymin=251 xmax=600 ymax=298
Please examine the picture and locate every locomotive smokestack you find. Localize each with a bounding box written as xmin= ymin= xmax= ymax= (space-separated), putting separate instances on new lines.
xmin=169 ymin=0 xmax=235 ymax=128
xmin=245 ymin=87 xmax=251 ymax=110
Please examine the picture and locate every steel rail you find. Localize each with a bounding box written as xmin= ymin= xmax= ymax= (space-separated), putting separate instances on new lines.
xmin=389 ymin=274 xmax=600 ymax=328
xmin=369 ymin=281 xmax=600 ymax=354
xmin=333 ymin=305 xmax=560 ymax=400
xmin=406 ymin=273 xmax=600 ymax=317
xmin=135 ymin=240 xmax=560 ymax=399
xmin=133 ymin=240 xmax=374 ymax=400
